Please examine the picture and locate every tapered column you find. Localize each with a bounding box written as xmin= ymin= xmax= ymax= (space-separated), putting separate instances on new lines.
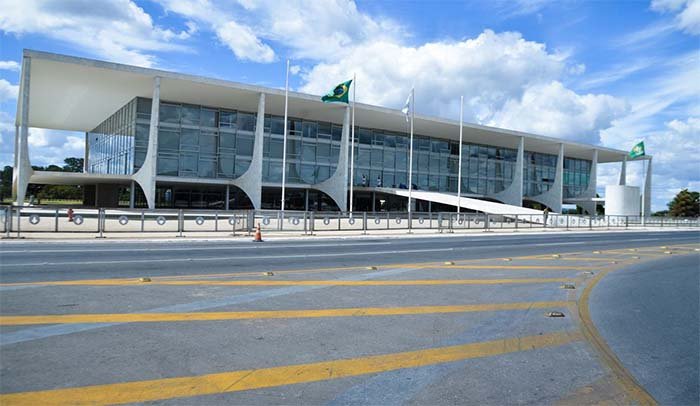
xmin=13 ymin=56 xmax=33 ymax=206
xmin=618 ymin=155 xmax=627 ymax=185
xmin=132 ymin=76 xmax=160 ymax=209
xmin=315 ymin=106 xmax=350 ymax=211
xmin=579 ymin=149 xmax=598 ymax=215
xmin=643 ymin=157 xmax=652 ymax=217
xmin=529 ymin=143 xmax=563 ymax=213
xmin=491 ymin=136 xmax=523 ymax=206
xmin=231 ymin=92 xmax=264 ymax=209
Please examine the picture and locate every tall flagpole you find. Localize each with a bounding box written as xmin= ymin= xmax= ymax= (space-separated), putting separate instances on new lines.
xmin=350 ymin=73 xmax=356 ymax=213
xmin=457 ymin=95 xmax=463 ymax=213
xmin=281 ymin=59 xmax=289 ymax=212
xmin=407 ymin=87 xmax=415 ymax=214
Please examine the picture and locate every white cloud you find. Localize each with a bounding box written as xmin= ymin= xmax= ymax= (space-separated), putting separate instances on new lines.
xmin=489 ymin=81 xmax=628 ymax=144
xmin=0 ymin=0 xmax=195 ymax=67
xmin=156 ymin=0 xmax=403 ymax=63
xmin=215 ymin=21 xmax=275 ymax=63
xmin=0 ymin=79 xmax=19 ymax=102
xmin=0 ymin=60 xmax=20 ymax=71
xmin=651 ymin=0 xmax=700 ymax=35
xmin=298 ymin=30 xmax=621 ymax=145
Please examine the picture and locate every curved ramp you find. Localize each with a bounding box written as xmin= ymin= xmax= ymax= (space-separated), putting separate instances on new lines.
xmin=376 ymin=188 xmax=544 ymax=216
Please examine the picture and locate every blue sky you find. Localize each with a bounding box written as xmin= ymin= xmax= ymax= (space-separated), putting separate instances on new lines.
xmin=0 ymin=0 xmax=698 ymax=211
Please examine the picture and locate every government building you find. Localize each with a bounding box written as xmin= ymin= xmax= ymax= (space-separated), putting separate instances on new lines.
xmin=11 ymin=50 xmax=652 ymax=216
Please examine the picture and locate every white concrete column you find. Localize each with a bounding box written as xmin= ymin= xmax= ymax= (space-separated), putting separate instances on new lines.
xmin=579 ymin=149 xmax=598 ymax=215
xmin=314 ymin=106 xmax=350 ymax=211
xmin=13 ymin=56 xmax=34 ymax=206
xmin=643 ymin=157 xmax=652 ymax=217
xmin=618 ymin=155 xmax=627 ymax=185
xmin=529 ymin=143 xmax=563 ymax=213
xmin=132 ymin=76 xmax=160 ymax=209
xmin=490 ymin=136 xmax=523 ymax=206
xmin=230 ymin=92 xmax=265 ymax=209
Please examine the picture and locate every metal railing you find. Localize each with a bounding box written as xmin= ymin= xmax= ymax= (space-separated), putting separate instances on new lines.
xmin=1 ymin=206 xmax=698 ymax=238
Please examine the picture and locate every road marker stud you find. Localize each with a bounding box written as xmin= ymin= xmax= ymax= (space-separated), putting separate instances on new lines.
xmin=694 ymin=248 xmax=700 ymax=252
xmin=631 ymin=256 xmax=640 ymax=259
xmin=628 ymin=248 xmax=637 ymax=252
xmin=561 ymin=284 xmax=576 ymax=290
xmin=610 ymin=261 xmax=617 ymax=264
xmin=582 ymin=271 xmax=594 ymax=275
xmin=660 ymin=246 xmax=668 ymax=249
xmin=502 ymin=258 xmax=512 ymax=261
xmin=365 ymin=266 xmax=377 ymax=270
xmin=663 ymin=251 xmax=672 ymax=254
xmin=443 ymin=261 xmax=455 ymax=265
xmin=263 ymin=271 xmax=274 ymax=276
xmin=139 ymin=277 xmax=151 ymax=283
xmin=592 ymin=251 xmax=601 ymax=254
xmin=546 ymin=311 xmax=565 ymax=318
xmin=551 ymin=254 xmax=561 ymax=258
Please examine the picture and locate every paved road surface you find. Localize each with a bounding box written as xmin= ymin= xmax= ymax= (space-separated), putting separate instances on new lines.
xmin=0 ymin=230 xmax=698 ymax=405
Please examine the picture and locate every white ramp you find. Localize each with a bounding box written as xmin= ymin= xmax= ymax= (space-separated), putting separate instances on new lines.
xmin=376 ymin=188 xmax=544 ymax=216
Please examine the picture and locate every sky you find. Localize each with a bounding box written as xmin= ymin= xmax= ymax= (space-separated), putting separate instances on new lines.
xmin=0 ymin=0 xmax=698 ymax=211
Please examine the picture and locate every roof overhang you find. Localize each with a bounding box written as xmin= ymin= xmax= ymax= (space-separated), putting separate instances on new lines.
xmin=21 ymin=49 xmax=630 ymax=163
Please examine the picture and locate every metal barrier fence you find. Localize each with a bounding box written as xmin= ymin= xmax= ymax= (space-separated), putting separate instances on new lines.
xmin=1 ymin=206 xmax=698 ymax=238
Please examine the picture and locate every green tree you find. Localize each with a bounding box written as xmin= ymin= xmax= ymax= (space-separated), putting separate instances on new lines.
xmin=62 ymin=157 xmax=84 ymax=172
xmin=667 ymin=189 xmax=700 ymax=217
xmin=0 ymin=166 xmax=12 ymax=201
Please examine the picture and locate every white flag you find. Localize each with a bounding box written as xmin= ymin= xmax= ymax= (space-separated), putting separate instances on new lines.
xmin=401 ymin=90 xmax=411 ymax=122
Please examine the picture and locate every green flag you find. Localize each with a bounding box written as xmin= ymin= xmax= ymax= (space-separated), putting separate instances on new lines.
xmin=321 ymin=79 xmax=352 ymax=103
xmin=629 ymin=141 xmax=645 ymax=159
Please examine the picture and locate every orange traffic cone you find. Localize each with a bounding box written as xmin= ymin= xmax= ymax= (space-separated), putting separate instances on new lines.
xmin=253 ymin=223 xmax=263 ymax=242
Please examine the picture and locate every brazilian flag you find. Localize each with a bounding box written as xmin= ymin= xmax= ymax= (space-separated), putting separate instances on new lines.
xmin=321 ymin=79 xmax=352 ymax=103
xmin=629 ymin=141 xmax=645 ymax=159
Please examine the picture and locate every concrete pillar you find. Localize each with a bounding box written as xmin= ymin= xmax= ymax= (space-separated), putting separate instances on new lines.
xmin=13 ymin=56 xmax=33 ymax=206
xmin=490 ymin=136 xmax=523 ymax=206
xmin=579 ymin=149 xmax=598 ymax=215
xmin=618 ymin=155 xmax=627 ymax=185
xmin=225 ymin=184 xmax=230 ymax=211
xmin=129 ymin=180 xmax=136 ymax=208
xmin=132 ymin=76 xmax=160 ymax=209
xmin=314 ymin=106 xmax=350 ymax=211
xmin=529 ymin=143 xmax=563 ymax=213
xmin=642 ymin=157 xmax=652 ymax=217
xmin=230 ymin=92 xmax=265 ymax=209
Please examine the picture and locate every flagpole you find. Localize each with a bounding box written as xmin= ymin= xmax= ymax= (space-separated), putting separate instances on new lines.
xmin=281 ymin=59 xmax=289 ymax=212
xmin=641 ymin=158 xmax=647 ymax=223
xmin=457 ymin=95 xmax=463 ymax=214
xmin=350 ymin=72 xmax=356 ymax=214
xmin=407 ymin=87 xmax=415 ymax=215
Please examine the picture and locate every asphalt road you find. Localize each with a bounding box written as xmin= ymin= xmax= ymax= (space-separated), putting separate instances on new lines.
xmin=0 ymin=229 xmax=698 ymax=405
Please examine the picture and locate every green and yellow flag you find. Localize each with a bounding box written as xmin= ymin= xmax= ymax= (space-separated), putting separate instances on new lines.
xmin=321 ymin=79 xmax=352 ymax=103
xmin=629 ymin=141 xmax=645 ymax=159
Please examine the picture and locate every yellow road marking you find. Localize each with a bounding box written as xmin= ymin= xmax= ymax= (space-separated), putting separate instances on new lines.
xmin=441 ymin=265 xmax=592 ymax=270
xmin=578 ymin=270 xmax=657 ymax=405
xmin=0 ymin=301 xmax=569 ymax=326
xmin=9 ymin=277 xmax=574 ymax=287
xmin=0 ymin=331 xmax=582 ymax=406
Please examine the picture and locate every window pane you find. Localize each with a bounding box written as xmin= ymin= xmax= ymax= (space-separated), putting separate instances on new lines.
xmin=198 ymin=159 xmax=216 ymax=178
xmin=220 ymin=111 xmax=237 ymax=128
xmin=199 ymin=133 xmax=217 ymax=155
xmin=201 ymin=108 xmax=217 ymax=127
xmin=237 ymin=134 xmax=254 ymax=156
xmin=238 ymin=113 xmax=256 ymax=132
xmin=179 ymin=152 xmax=198 ymax=174
xmin=181 ymin=105 xmax=200 ymax=126
xmin=180 ymin=128 xmax=199 ymax=148
xmin=158 ymin=129 xmax=179 ymax=151
xmin=157 ymin=156 xmax=178 ymax=175
xmin=159 ymin=104 xmax=180 ymax=124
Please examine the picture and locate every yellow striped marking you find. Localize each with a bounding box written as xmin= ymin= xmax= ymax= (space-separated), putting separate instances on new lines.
xmin=0 ymin=331 xmax=582 ymax=406
xmin=440 ymin=265 xmax=592 ymax=270
xmin=7 ymin=277 xmax=574 ymax=287
xmin=578 ymin=270 xmax=657 ymax=405
xmin=0 ymin=301 xmax=569 ymax=326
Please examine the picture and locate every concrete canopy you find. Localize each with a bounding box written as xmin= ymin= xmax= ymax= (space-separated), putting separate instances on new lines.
xmin=20 ymin=49 xmax=630 ymax=164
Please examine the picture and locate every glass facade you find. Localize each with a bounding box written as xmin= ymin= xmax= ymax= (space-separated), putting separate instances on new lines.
xmin=86 ymin=97 xmax=592 ymax=207
xmin=352 ymin=129 xmax=517 ymax=195
xmin=262 ymin=115 xmax=342 ymax=184
xmin=87 ymin=98 xmax=137 ymax=175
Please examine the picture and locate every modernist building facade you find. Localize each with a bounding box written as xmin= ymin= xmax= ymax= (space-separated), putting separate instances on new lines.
xmin=11 ymin=50 xmax=652 ymax=215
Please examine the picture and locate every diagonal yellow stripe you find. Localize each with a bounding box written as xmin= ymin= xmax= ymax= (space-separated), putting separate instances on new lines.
xmin=0 ymin=301 xmax=570 ymax=326
xmin=0 ymin=331 xmax=582 ymax=406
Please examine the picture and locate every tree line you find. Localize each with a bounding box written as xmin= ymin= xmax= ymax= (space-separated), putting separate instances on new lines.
xmin=0 ymin=158 xmax=84 ymax=202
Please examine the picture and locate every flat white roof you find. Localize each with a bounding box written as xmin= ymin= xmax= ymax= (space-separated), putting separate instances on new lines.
xmin=20 ymin=49 xmax=634 ymax=163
